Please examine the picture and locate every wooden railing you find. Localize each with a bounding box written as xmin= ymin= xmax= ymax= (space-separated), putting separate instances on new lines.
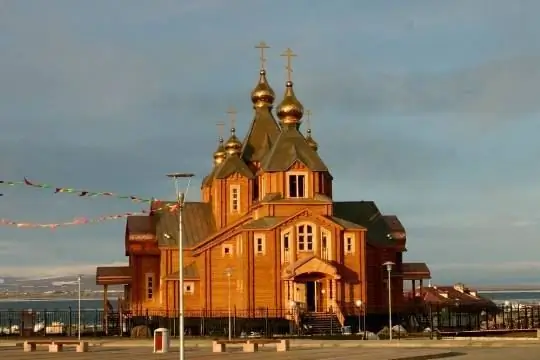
xmin=331 ymin=299 xmax=345 ymax=327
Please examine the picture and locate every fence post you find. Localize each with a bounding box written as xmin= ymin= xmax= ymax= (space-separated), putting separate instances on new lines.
xmin=43 ymin=309 xmax=47 ymax=337
xmin=94 ymin=310 xmax=98 ymax=337
xmin=265 ymin=307 xmax=269 ymax=338
xmin=68 ymin=307 xmax=72 ymax=337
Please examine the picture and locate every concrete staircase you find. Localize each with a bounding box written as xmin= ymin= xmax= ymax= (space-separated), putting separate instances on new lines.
xmin=302 ymin=312 xmax=342 ymax=335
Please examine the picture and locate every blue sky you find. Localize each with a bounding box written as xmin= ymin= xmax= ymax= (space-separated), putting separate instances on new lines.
xmin=1 ymin=0 xmax=540 ymax=284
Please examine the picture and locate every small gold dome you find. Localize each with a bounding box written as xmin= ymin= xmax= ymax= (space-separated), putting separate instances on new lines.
xmin=306 ymin=129 xmax=318 ymax=151
xmin=276 ymin=81 xmax=304 ymax=127
xmin=225 ymin=128 xmax=242 ymax=156
xmin=251 ymin=69 xmax=275 ymax=108
xmin=213 ymin=137 xmax=226 ymax=165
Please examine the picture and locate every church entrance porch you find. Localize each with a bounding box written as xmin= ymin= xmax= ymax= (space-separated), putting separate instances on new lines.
xmin=282 ymin=255 xmax=342 ymax=314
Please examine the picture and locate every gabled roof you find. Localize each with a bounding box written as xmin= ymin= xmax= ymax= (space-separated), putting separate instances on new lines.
xmin=333 ymin=201 xmax=402 ymax=247
xmin=260 ymin=127 xmax=328 ymax=172
xmin=402 ymin=262 xmax=431 ymax=280
xmin=126 ymin=216 xmax=153 ymax=234
xmin=165 ymin=263 xmax=199 ymax=280
xmin=201 ymin=165 xmax=218 ymax=187
xmin=240 ymin=211 xmax=365 ymax=232
xmin=241 ymin=107 xmax=281 ymax=162
xmin=153 ymin=201 xmax=216 ymax=248
xmin=214 ymin=155 xmax=254 ymax=179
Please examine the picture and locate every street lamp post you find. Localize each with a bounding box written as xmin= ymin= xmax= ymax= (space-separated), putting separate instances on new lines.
xmin=289 ymin=300 xmax=297 ymax=335
xmin=382 ymin=261 xmax=395 ymax=341
xmin=166 ymin=172 xmax=195 ymax=360
xmin=224 ymin=267 xmax=233 ymax=341
xmin=355 ymin=299 xmax=365 ymax=339
xmin=77 ymin=275 xmax=82 ymax=341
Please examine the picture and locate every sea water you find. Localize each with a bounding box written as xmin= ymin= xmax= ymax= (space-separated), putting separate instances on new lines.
xmin=0 ymin=299 xmax=117 ymax=334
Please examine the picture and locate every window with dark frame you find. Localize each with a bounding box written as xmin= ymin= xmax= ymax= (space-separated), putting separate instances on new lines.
xmin=321 ymin=232 xmax=328 ymax=259
xmin=288 ymin=174 xmax=306 ymax=198
xmin=256 ymin=237 xmax=264 ymax=254
xmin=146 ymin=274 xmax=154 ymax=300
xmin=252 ymin=179 xmax=259 ymax=201
xmin=346 ymin=237 xmax=353 ymax=253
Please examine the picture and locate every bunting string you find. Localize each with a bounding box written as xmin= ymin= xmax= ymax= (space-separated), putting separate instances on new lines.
xmin=0 ymin=202 xmax=179 ymax=229
xmin=0 ymin=178 xmax=154 ymax=203
xmin=0 ymin=178 xmax=181 ymax=230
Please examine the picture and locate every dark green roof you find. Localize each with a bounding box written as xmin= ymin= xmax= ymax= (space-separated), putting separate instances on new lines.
xmin=260 ymin=127 xmax=328 ymax=172
xmin=241 ymin=107 xmax=281 ymax=162
xmin=333 ymin=201 xmax=400 ymax=246
xmin=214 ymin=155 xmax=254 ymax=179
xmin=201 ymin=165 xmax=217 ymax=187
xmin=154 ymin=202 xmax=216 ymax=247
xmin=327 ymin=216 xmax=365 ymax=229
xmin=167 ymin=263 xmax=199 ymax=279
xmin=242 ymin=217 xmax=287 ymax=229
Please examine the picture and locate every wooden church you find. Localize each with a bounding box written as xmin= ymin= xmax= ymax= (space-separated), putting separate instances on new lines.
xmin=96 ymin=44 xmax=431 ymax=329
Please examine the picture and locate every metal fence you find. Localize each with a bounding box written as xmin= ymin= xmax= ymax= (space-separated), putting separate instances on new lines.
xmin=0 ymin=304 xmax=538 ymax=337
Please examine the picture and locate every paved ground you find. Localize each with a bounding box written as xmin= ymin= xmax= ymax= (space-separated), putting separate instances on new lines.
xmin=1 ymin=347 xmax=540 ymax=360
xmin=0 ymin=347 xmax=458 ymax=359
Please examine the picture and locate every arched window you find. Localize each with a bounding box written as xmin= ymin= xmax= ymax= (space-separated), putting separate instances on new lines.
xmin=297 ymin=224 xmax=314 ymax=251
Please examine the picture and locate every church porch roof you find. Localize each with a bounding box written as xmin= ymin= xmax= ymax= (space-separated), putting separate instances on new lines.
xmin=165 ymin=263 xmax=199 ymax=280
xmin=153 ymin=201 xmax=216 ymax=248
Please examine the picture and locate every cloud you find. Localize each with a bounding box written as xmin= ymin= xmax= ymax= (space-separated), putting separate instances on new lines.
xmin=0 ymin=1 xmax=540 ymax=282
xmin=297 ymin=56 xmax=540 ymax=124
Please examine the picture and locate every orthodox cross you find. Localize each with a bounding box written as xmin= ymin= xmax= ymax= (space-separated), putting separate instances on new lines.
xmin=216 ymin=121 xmax=225 ymax=139
xmin=226 ymin=107 xmax=237 ymax=129
xmin=280 ymin=48 xmax=297 ymax=82
xmin=305 ymin=109 xmax=312 ymax=130
xmin=255 ymin=41 xmax=270 ymax=70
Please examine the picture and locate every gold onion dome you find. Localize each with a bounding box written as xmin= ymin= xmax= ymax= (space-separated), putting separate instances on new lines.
xmin=225 ymin=128 xmax=242 ymax=156
xmin=276 ymin=81 xmax=304 ymax=127
xmin=251 ymin=69 xmax=275 ymax=107
xmin=306 ymin=129 xmax=318 ymax=151
xmin=213 ymin=137 xmax=226 ymax=165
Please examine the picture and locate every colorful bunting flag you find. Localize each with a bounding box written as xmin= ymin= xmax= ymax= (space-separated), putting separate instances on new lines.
xmin=0 ymin=203 xmax=178 ymax=230
xmin=0 ymin=178 xmax=183 ymax=230
xmin=0 ymin=178 xmax=154 ymax=203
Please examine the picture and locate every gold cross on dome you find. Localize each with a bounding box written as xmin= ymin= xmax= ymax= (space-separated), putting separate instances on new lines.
xmin=255 ymin=41 xmax=270 ymax=70
xmin=216 ymin=121 xmax=225 ymax=139
xmin=226 ymin=107 xmax=237 ymax=129
xmin=280 ymin=48 xmax=297 ymax=82
xmin=305 ymin=109 xmax=312 ymax=129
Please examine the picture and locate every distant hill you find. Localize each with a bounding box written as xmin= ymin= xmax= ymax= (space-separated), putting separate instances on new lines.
xmin=0 ymin=275 xmax=122 ymax=293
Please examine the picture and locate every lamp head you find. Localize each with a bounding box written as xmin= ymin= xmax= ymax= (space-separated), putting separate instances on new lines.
xmin=382 ymin=261 xmax=395 ymax=271
xmin=355 ymin=299 xmax=363 ymax=307
xmin=164 ymin=233 xmax=172 ymax=239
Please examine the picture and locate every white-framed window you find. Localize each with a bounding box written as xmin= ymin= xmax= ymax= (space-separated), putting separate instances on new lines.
xmin=145 ymin=273 xmax=154 ymax=300
xmin=230 ymin=185 xmax=240 ymax=213
xmin=321 ymin=229 xmax=330 ymax=260
xmin=222 ymin=244 xmax=233 ymax=257
xmin=345 ymin=234 xmax=355 ymax=254
xmin=287 ymin=173 xmax=306 ymax=198
xmin=184 ymin=282 xmax=194 ymax=294
xmin=297 ymin=223 xmax=314 ymax=251
xmin=255 ymin=233 xmax=266 ymax=255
